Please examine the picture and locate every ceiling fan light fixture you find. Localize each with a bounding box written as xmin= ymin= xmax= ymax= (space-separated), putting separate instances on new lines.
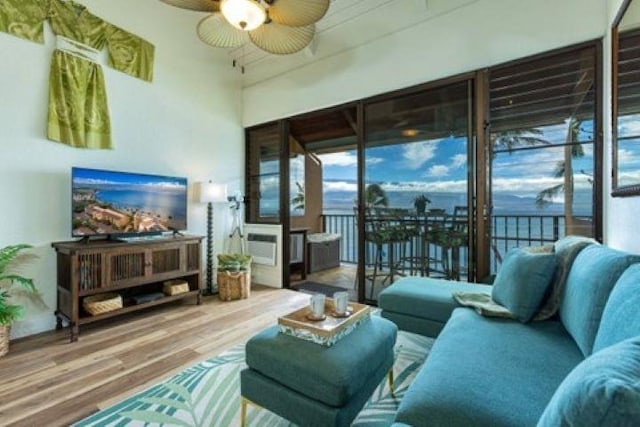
xmin=401 ymin=129 xmax=420 ymax=138
xmin=220 ymin=0 xmax=266 ymax=31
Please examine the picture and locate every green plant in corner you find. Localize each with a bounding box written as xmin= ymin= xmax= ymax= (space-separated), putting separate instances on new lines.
xmin=0 ymin=244 xmax=42 ymax=356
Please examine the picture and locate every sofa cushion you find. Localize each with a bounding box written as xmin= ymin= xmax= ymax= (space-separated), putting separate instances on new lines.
xmin=537 ymin=336 xmax=640 ymax=427
xmin=379 ymin=277 xmax=491 ymax=324
xmin=394 ymin=308 xmax=583 ymax=427
xmin=559 ymin=244 xmax=640 ymax=356
xmin=593 ymin=263 xmax=640 ymax=353
xmin=492 ymin=247 xmax=556 ymax=322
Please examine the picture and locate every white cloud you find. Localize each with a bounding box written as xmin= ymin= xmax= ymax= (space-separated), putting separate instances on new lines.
xmin=618 ymin=148 xmax=636 ymax=164
xmin=323 ymin=181 xmax=358 ymax=192
xmin=377 ymin=180 xmax=468 ymax=194
xmin=493 ymin=146 xmax=565 ymax=177
xmin=492 ymin=173 xmax=592 ymax=194
xmin=618 ymin=170 xmax=640 ymax=186
xmin=451 ymin=154 xmax=466 ymax=168
xmin=318 ymin=152 xmax=383 ymax=167
xmin=427 ymin=165 xmax=450 ymax=177
xmin=318 ymin=152 xmax=357 ymax=167
xmin=618 ymin=114 xmax=640 ymax=136
xmin=402 ymin=141 xmax=439 ymax=170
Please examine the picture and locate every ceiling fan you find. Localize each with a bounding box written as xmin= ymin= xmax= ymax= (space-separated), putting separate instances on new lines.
xmin=159 ymin=0 xmax=330 ymax=55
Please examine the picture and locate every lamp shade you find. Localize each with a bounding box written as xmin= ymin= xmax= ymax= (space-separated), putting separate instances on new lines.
xmin=220 ymin=0 xmax=266 ymax=31
xmin=199 ymin=181 xmax=228 ymax=203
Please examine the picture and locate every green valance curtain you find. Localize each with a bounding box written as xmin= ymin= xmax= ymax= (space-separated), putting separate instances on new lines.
xmin=0 ymin=0 xmax=155 ymax=149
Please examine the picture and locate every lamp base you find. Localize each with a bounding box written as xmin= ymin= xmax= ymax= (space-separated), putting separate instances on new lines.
xmin=202 ymin=287 xmax=219 ymax=297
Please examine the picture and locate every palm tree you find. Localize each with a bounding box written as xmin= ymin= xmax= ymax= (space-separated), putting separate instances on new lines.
xmin=490 ymin=128 xmax=549 ymax=159
xmin=364 ymin=183 xmax=389 ymax=209
xmin=291 ymin=181 xmax=305 ymax=211
xmin=535 ymin=119 xmax=584 ymax=208
xmin=535 ymin=118 xmax=593 ymax=236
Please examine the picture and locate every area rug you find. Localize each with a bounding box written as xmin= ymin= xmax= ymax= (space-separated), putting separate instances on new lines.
xmin=72 ymin=331 xmax=434 ymax=427
xmin=292 ymin=281 xmax=350 ymax=297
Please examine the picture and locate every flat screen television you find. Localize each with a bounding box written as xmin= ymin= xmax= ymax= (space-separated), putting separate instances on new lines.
xmin=72 ymin=167 xmax=188 ymax=238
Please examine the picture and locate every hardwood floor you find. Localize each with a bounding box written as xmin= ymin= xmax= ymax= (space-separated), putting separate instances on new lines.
xmin=0 ymin=286 xmax=310 ymax=427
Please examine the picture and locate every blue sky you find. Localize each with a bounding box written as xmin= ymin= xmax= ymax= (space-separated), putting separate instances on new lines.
xmin=318 ymin=120 xmax=597 ymax=203
xmin=73 ymin=167 xmax=187 ymax=190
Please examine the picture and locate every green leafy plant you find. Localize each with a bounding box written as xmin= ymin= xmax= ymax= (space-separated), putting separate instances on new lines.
xmin=413 ymin=194 xmax=431 ymax=215
xmin=217 ymin=254 xmax=252 ymax=272
xmin=0 ymin=244 xmax=40 ymax=326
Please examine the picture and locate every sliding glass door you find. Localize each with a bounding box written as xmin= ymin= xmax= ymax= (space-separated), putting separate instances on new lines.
xmin=243 ymin=41 xmax=602 ymax=297
xmin=487 ymin=43 xmax=600 ymax=273
xmin=361 ymin=79 xmax=475 ymax=302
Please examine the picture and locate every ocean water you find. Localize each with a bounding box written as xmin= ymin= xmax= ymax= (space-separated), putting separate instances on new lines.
xmin=321 ymin=190 xmax=593 ymax=216
xmin=96 ymin=189 xmax=187 ymax=223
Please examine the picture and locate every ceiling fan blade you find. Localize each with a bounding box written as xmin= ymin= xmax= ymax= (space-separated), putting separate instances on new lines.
xmin=249 ymin=23 xmax=315 ymax=54
xmin=266 ymin=0 xmax=330 ymax=27
xmin=198 ymin=13 xmax=247 ymax=48
xmin=159 ymin=0 xmax=220 ymax=12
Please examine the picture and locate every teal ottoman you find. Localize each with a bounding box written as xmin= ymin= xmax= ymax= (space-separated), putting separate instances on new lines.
xmin=240 ymin=316 xmax=398 ymax=427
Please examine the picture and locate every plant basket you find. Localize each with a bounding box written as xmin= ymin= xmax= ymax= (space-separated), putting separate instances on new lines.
xmin=217 ymin=254 xmax=252 ymax=301
xmin=83 ymin=293 xmax=123 ymax=316
xmin=217 ymin=270 xmax=251 ymax=301
xmin=0 ymin=324 xmax=9 ymax=358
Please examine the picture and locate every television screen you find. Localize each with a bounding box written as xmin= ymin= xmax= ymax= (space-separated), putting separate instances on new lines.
xmin=72 ymin=167 xmax=188 ymax=237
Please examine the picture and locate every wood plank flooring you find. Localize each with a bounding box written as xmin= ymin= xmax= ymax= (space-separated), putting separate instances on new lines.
xmin=0 ymin=286 xmax=310 ymax=427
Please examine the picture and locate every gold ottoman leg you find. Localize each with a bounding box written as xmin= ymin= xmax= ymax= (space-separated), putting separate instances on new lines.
xmin=388 ymin=368 xmax=396 ymax=398
xmin=241 ymin=397 xmax=248 ymax=427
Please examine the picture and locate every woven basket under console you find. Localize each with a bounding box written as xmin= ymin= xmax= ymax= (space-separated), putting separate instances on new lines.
xmin=163 ymin=279 xmax=190 ymax=296
xmin=83 ymin=293 xmax=123 ymax=316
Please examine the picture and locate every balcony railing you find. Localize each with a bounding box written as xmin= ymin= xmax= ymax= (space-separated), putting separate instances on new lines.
xmin=322 ymin=213 xmax=593 ymax=275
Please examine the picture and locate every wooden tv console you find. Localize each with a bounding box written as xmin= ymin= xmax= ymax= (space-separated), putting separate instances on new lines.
xmin=52 ymin=235 xmax=203 ymax=342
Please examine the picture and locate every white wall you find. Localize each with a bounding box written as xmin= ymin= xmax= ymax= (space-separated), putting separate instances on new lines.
xmin=242 ymin=0 xmax=607 ymax=126
xmin=0 ymin=0 xmax=244 ymax=338
xmin=606 ymin=0 xmax=640 ymax=253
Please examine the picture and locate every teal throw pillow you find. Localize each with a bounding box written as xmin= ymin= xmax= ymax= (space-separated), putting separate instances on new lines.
xmin=537 ymin=336 xmax=640 ymax=427
xmin=491 ymin=247 xmax=556 ymax=322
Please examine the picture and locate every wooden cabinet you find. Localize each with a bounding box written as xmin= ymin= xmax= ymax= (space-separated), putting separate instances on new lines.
xmin=52 ymin=236 xmax=203 ymax=342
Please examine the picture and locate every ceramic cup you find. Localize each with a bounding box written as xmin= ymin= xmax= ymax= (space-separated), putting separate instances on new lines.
xmin=333 ymin=291 xmax=349 ymax=315
xmin=310 ymin=294 xmax=326 ymax=318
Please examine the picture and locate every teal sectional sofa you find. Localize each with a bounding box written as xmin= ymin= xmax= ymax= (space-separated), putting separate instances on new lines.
xmin=379 ymin=237 xmax=640 ymax=426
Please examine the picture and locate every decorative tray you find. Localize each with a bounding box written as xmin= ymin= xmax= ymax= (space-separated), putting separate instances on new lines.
xmin=278 ymin=298 xmax=371 ymax=346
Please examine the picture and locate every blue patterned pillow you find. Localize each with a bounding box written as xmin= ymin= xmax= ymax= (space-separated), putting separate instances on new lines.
xmin=537 ymin=337 xmax=640 ymax=427
xmin=491 ymin=247 xmax=556 ymax=322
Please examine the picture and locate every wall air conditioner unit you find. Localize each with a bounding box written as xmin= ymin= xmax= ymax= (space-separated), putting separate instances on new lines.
xmin=247 ymin=233 xmax=277 ymax=266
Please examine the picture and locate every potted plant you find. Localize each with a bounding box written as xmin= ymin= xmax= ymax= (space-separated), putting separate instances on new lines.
xmin=0 ymin=244 xmax=41 ymax=357
xmin=413 ymin=194 xmax=431 ymax=215
xmin=217 ymin=254 xmax=252 ymax=301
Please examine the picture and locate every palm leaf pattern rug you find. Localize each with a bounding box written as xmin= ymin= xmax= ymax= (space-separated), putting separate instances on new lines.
xmin=73 ymin=331 xmax=433 ymax=427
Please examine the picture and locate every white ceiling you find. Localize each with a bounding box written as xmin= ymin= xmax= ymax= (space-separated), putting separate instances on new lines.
xmin=219 ymin=0 xmax=479 ymax=87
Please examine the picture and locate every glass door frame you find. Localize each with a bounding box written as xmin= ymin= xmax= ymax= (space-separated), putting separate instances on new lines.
xmin=357 ymin=72 xmax=488 ymax=301
xmin=244 ymin=39 xmax=604 ymax=295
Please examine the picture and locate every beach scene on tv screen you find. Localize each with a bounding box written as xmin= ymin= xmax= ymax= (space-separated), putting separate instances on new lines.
xmin=72 ymin=168 xmax=187 ymax=236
